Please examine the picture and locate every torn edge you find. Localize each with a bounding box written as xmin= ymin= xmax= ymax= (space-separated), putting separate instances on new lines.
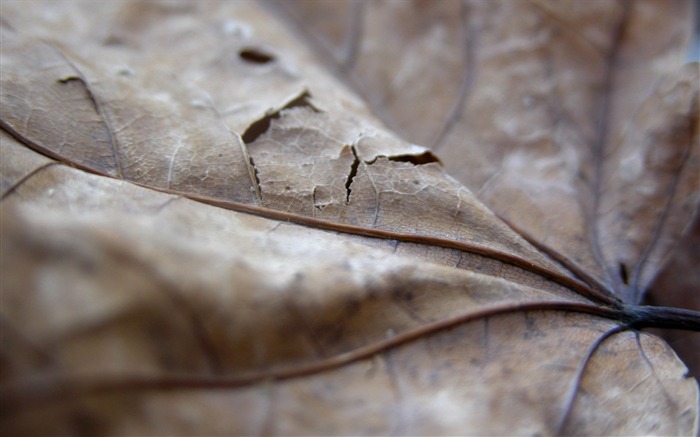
xmin=241 ymin=89 xmax=321 ymax=144
xmin=364 ymin=150 xmax=441 ymax=166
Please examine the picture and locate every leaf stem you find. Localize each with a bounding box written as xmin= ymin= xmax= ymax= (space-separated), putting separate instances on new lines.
xmin=622 ymin=304 xmax=700 ymax=331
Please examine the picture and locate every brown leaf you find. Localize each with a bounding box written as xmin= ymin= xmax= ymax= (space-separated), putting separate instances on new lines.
xmin=280 ymin=0 xmax=699 ymax=301
xmin=1 ymin=1 xmax=698 ymax=435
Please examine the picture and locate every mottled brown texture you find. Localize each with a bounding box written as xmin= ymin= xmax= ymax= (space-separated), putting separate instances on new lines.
xmin=282 ymin=0 xmax=699 ymax=300
xmin=1 ymin=1 xmax=698 ymax=435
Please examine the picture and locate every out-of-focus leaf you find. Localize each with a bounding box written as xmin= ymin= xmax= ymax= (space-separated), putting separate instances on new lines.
xmin=281 ymin=0 xmax=699 ymax=301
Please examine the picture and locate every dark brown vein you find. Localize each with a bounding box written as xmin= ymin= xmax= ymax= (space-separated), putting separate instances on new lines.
xmin=1 ymin=120 xmax=94 ymax=174
xmin=555 ymin=324 xmax=629 ymax=435
xmin=184 ymin=93 xmax=263 ymax=203
xmin=191 ymin=191 xmax=608 ymax=305
xmin=0 ymin=123 xmax=612 ymax=307
xmin=51 ymin=44 xmax=124 ymax=179
xmin=497 ymin=215 xmax=618 ymax=305
xmin=0 ymin=300 xmax=624 ymax=414
xmin=634 ymin=332 xmax=676 ymax=407
xmin=0 ymin=160 xmax=59 ymax=201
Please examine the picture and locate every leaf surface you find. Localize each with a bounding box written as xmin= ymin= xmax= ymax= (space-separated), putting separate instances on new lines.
xmin=1 ymin=1 xmax=698 ymax=435
xmin=279 ymin=0 xmax=699 ymax=300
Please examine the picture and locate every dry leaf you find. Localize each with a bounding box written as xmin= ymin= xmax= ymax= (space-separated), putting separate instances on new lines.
xmin=279 ymin=0 xmax=699 ymax=300
xmin=1 ymin=1 xmax=698 ymax=435
xmin=647 ymin=214 xmax=700 ymax=379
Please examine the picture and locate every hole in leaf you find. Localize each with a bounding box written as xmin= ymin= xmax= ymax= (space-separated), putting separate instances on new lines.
xmin=618 ymin=262 xmax=629 ymax=285
xmin=239 ymin=47 xmax=275 ymax=64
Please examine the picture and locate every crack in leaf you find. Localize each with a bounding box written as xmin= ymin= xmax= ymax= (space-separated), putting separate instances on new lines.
xmin=0 ymin=129 xmax=605 ymax=302
xmin=2 ymin=2 xmax=698 ymax=432
xmin=345 ymin=145 xmax=360 ymax=203
xmin=364 ymin=150 xmax=441 ymax=166
xmin=248 ymin=154 xmax=262 ymax=201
